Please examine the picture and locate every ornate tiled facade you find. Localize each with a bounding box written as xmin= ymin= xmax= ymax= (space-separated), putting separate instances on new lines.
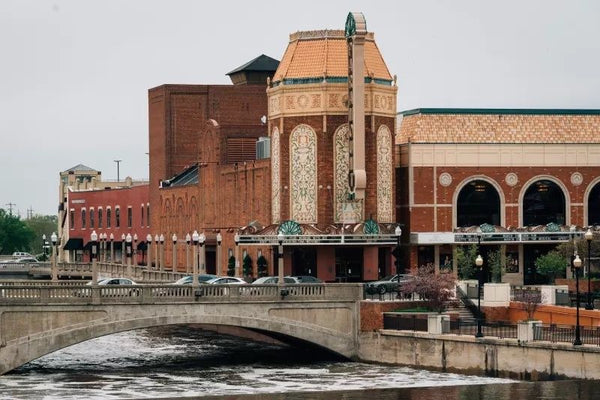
xmin=290 ymin=124 xmax=318 ymax=223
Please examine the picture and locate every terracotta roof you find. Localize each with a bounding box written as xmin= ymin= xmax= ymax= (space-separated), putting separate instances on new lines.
xmin=273 ymin=30 xmax=392 ymax=84
xmin=397 ymin=110 xmax=600 ymax=144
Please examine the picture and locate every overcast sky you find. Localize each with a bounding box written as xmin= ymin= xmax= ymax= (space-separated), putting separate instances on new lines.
xmin=1 ymin=0 xmax=599 ymax=217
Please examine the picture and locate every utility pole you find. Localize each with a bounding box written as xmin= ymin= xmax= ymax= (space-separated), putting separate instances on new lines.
xmin=114 ymin=159 xmax=122 ymax=182
xmin=5 ymin=202 xmax=15 ymax=215
xmin=27 ymin=206 xmax=34 ymax=219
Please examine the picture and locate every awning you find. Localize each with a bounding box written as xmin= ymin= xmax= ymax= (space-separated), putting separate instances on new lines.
xmin=63 ymin=238 xmax=83 ymax=251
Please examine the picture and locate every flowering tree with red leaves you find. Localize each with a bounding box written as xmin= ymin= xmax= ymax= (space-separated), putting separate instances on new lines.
xmin=399 ymin=264 xmax=458 ymax=313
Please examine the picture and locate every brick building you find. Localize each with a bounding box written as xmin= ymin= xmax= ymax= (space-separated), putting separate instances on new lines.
xmin=397 ymin=109 xmax=600 ymax=284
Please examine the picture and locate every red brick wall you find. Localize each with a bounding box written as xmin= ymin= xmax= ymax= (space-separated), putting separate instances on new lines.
xmin=360 ymin=301 xmax=426 ymax=331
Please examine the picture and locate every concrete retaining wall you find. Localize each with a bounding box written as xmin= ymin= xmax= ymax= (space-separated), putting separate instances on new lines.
xmin=358 ymin=330 xmax=600 ymax=380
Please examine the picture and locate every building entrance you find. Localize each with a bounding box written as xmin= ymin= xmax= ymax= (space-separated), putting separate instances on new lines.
xmin=524 ymin=244 xmax=557 ymax=285
xmin=291 ymin=247 xmax=317 ymax=277
xmin=335 ymin=247 xmax=363 ymax=282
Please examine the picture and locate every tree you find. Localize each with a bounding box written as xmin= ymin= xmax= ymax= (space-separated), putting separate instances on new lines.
xmin=25 ymin=214 xmax=58 ymax=257
xmin=257 ymin=255 xmax=268 ymax=277
xmin=486 ymin=249 xmax=511 ymax=283
xmin=399 ymin=264 xmax=458 ymax=313
xmin=242 ymin=254 xmax=253 ymax=278
xmin=227 ymin=255 xmax=236 ymax=277
xmin=456 ymin=244 xmax=478 ymax=280
xmin=534 ymin=251 xmax=566 ymax=284
xmin=519 ymin=289 xmax=542 ymax=320
xmin=0 ymin=209 xmax=36 ymax=255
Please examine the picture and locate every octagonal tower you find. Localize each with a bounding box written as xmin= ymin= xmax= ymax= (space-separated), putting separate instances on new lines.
xmin=268 ymin=13 xmax=397 ymax=227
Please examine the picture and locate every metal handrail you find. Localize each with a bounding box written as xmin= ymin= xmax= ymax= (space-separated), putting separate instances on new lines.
xmin=455 ymin=285 xmax=485 ymax=321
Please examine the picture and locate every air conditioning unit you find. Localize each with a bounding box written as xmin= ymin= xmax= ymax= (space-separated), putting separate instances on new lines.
xmin=256 ymin=137 xmax=271 ymax=160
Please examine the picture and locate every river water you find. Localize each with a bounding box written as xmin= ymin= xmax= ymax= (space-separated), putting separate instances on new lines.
xmin=0 ymin=325 xmax=599 ymax=399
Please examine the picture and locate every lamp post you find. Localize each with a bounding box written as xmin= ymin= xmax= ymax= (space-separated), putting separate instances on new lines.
xmin=172 ymin=233 xmax=178 ymax=271
xmin=277 ymin=231 xmax=284 ymax=287
xmin=585 ymin=228 xmax=594 ymax=310
xmin=109 ymin=233 xmax=114 ymax=263
xmin=573 ymin=254 xmax=583 ymax=346
xmin=42 ymin=234 xmax=49 ymax=261
xmin=91 ymin=230 xmax=98 ymax=285
xmin=102 ymin=233 xmax=107 ymax=262
xmin=133 ymin=233 xmax=138 ymax=269
xmin=159 ymin=234 xmax=165 ymax=271
xmin=216 ymin=232 xmax=222 ymax=276
xmin=121 ymin=233 xmax=126 ymax=266
xmin=394 ymin=226 xmax=402 ymax=275
xmin=154 ymin=234 xmax=159 ymax=270
xmin=192 ymin=230 xmax=199 ymax=288
xmin=125 ymin=233 xmax=132 ymax=278
xmin=199 ymin=232 xmax=206 ymax=275
xmin=475 ymin=254 xmax=484 ymax=338
xmin=145 ymin=234 xmax=152 ymax=268
xmin=234 ymin=233 xmax=240 ymax=277
xmin=185 ymin=233 xmax=191 ymax=274
xmin=50 ymin=232 xmax=58 ymax=282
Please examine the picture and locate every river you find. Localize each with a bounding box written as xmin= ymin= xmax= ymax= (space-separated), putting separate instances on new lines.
xmin=0 ymin=325 xmax=598 ymax=399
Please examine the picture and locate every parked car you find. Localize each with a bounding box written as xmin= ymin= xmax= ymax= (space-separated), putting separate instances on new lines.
xmin=171 ymin=274 xmax=218 ymax=285
xmin=364 ymin=274 xmax=413 ymax=294
xmin=288 ymin=275 xmax=322 ymax=283
xmin=12 ymin=252 xmax=33 ymax=258
xmin=205 ymin=277 xmax=247 ymax=285
xmin=13 ymin=257 xmax=39 ymax=263
xmin=252 ymin=276 xmax=297 ymax=284
xmin=74 ymin=278 xmax=140 ymax=297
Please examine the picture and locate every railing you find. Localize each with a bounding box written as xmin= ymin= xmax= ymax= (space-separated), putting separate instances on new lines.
xmin=533 ymin=324 xmax=600 ymax=346
xmin=451 ymin=319 xmax=517 ymax=339
xmin=455 ymin=285 xmax=484 ymax=321
xmin=28 ymin=262 xmax=186 ymax=282
xmin=0 ymin=283 xmax=361 ymax=304
xmin=383 ymin=313 xmax=428 ymax=331
xmin=555 ymin=288 xmax=570 ymax=306
xmin=511 ymin=285 xmax=541 ymax=302
xmin=363 ymin=290 xmax=422 ymax=302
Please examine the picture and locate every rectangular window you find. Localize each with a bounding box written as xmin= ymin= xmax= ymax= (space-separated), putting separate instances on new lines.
xmin=98 ymin=208 xmax=103 ymax=228
xmin=81 ymin=209 xmax=86 ymax=229
xmin=107 ymin=208 xmax=112 ymax=228
xmin=115 ymin=208 xmax=120 ymax=228
xmin=127 ymin=207 xmax=132 ymax=228
xmin=90 ymin=208 xmax=95 ymax=229
xmin=70 ymin=209 xmax=75 ymax=230
xmin=140 ymin=205 xmax=144 ymax=227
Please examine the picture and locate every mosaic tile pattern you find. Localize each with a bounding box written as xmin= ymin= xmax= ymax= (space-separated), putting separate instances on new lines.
xmin=271 ymin=127 xmax=280 ymax=224
xmin=334 ymin=124 xmax=363 ymax=223
xmin=377 ymin=125 xmax=393 ymax=223
xmin=290 ymin=124 xmax=317 ymax=223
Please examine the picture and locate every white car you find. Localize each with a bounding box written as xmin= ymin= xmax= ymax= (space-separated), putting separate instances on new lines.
xmin=205 ymin=277 xmax=247 ymax=285
xmin=252 ymin=276 xmax=297 ymax=284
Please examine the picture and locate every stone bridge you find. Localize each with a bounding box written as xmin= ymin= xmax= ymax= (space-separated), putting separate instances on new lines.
xmin=0 ymin=283 xmax=362 ymax=375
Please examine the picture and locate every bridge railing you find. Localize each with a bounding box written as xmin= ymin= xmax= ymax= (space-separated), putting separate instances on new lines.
xmin=28 ymin=262 xmax=187 ymax=282
xmin=0 ymin=283 xmax=362 ymax=304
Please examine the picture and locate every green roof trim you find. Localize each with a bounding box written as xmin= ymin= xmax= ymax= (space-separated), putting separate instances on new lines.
xmin=226 ymin=54 xmax=279 ymax=76
xmin=279 ymin=76 xmax=392 ymax=86
xmin=399 ymin=108 xmax=600 ymax=116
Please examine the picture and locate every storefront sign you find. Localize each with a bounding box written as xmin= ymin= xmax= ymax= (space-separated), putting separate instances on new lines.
xmin=237 ymin=234 xmax=398 ymax=246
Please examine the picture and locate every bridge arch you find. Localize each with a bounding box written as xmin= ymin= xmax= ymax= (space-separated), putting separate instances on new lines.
xmin=0 ymin=298 xmax=358 ymax=375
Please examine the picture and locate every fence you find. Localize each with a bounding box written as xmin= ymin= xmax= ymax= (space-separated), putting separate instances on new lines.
xmin=533 ymin=324 xmax=600 ymax=346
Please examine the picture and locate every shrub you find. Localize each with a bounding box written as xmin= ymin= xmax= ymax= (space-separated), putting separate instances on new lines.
xmin=227 ymin=255 xmax=236 ymax=277
xmin=456 ymin=244 xmax=478 ymax=280
xmin=399 ymin=264 xmax=458 ymax=313
xmin=534 ymin=251 xmax=566 ymax=284
xmin=242 ymin=254 xmax=253 ymax=278
xmin=257 ymin=255 xmax=268 ymax=277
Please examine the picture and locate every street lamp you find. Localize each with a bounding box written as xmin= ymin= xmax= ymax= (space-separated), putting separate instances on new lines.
xmin=125 ymin=233 xmax=132 ymax=278
xmin=172 ymin=233 xmax=178 ymax=271
xmin=159 ymin=234 xmax=165 ymax=271
xmin=199 ymin=232 xmax=206 ymax=275
xmin=475 ymin=254 xmax=484 ymax=338
xmin=585 ymin=228 xmax=594 ymax=310
xmin=394 ymin=226 xmax=402 ymax=275
xmin=216 ymin=232 xmax=222 ymax=276
xmin=154 ymin=234 xmax=159 ymax=270
xmin=42 ymin=234 xmax=49 ymax=261
xmin=109 ymin=233 xmax=114 ymax=263
xmin=121 ymin=233 xmax=126 ymax=266
xmin=234 ymin=233 xmax=240 ymax=277
xmin=277 ymin=231 xmax=284 ymax=287
xmin=146 ymin=234 xmax=152 ymax=268
xmin=573 ymin=254 xmax=583 ymax=346
xmin=91 ymin=230 xmax=98 ymax=284
xmin=133 ymin=233 xmax=138 ymax=267
xmin=192 ymin=230 xmax=199 ymax=288
xmin=50 ymin=232 xmax=58 ymax=282
xmin=185 ymin=233 xmax=191 ymax=274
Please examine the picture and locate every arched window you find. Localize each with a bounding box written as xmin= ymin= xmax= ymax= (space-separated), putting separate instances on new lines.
xmin=588 ymin=182 xmax=600 ymax=225
xmin=457 ymin=180 xmax=501 ymax=227
xmin=523 ymin=179 xmax=565 ymax=226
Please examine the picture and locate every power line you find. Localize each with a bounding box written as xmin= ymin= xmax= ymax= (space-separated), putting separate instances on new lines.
xmin=5 ymin=202 xmax=16 ymax=215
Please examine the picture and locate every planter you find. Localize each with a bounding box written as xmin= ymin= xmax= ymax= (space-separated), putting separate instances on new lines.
xmin=483 ymin=282 xmax=511 ymax=307
xmin=427 ymin=314 xmax=450 ymax=334
xmin=517 ymin=320 xmax=542 ymax=342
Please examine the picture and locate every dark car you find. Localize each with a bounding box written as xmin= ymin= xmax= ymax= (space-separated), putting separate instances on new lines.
xmin=364 ymin=274 xmax=412 ymax=294
xmin=172 ymin=274 xmax=218 ymax=285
